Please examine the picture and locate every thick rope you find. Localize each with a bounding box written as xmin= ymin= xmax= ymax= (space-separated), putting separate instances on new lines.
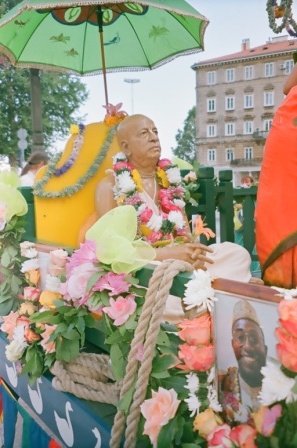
xmin=50 ymin=353 xmax=121 ymax=405
xmin=110 ymin=259 xmax=193 ymax=448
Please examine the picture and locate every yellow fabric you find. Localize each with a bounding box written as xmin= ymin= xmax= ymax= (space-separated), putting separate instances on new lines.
xmin=34 ymin=121 xmax=120 ymax=248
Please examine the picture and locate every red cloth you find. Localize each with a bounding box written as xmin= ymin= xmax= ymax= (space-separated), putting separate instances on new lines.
xmin=256 ymin=85 xmax=297 ymax=288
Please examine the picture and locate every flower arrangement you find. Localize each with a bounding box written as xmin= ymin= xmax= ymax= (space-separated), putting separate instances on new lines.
xmin=266 ymin=0 xmax=297 ymax=36
xmin=113 ymin=152 xmax=189 ymax=246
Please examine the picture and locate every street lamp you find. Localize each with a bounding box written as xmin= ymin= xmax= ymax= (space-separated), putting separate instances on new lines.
xmin=124 ymin=78 xmax=140 ymax=114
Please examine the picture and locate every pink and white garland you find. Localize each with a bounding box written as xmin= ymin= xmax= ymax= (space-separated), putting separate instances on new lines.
xmin=112 ymin=152 xmax=188 ymax=246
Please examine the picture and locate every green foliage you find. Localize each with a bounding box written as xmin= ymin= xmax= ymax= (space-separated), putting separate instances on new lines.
xmin=172 ymin=107 xmax=197 ymax=164
xmin=0 ymin=0 xmax=89 ymax=166
xmin=0 ymin=215 xmax=26 ymax=315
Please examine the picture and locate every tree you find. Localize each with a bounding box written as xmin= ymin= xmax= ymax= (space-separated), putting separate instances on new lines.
xmin=172 ymin=106 xmax=197 ymax=164
xmin=0 ymin=0 xmax=89 ymax=166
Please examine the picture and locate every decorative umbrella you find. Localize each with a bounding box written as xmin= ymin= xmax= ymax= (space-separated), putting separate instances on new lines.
xmin=0 ymin=0 xmax=209 ymax=106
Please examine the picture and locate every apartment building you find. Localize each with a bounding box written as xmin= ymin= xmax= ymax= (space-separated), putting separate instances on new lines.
xmin=192 ymin=35 xmax=297 ymax=185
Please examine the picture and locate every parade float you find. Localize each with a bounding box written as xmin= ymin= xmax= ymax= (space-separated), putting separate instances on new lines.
xmin=0 ymin=106 xmax=297 ymax=448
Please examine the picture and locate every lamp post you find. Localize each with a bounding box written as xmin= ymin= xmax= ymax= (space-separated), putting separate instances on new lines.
xmin=124 ymin=78 xmax=140 ymax=114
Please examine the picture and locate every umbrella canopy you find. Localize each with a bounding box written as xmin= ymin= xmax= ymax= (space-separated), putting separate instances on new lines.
xmin=0 ymin=0 xmax=208 ymax=76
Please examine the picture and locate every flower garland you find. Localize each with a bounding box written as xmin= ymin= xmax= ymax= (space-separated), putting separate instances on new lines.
xmin=33 ymin=125 xmax=118 ymax=198
xmin=112 ymin=152 xmax=188 ymax=246
xmin=266 ymin=0 xmax=297 ymax=35
xmin=34 ymin=103 xmax=128 ymax=199
xmin=54 ymin=123 xmax=85 ymax=176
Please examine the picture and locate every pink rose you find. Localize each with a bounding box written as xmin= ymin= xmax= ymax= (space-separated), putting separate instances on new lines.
xmin=1 ymin=311 xmax=20 ymax=340
xmin=276 ymin=327 xmax=297 ymax=372
xmin=40 ymin=324 xmax=57 ymax=354
xmin=49 ymin=249 xmax=68 ymax=267
xmin=93 ymin=272 xmax=130 ymax=296
xmin=183 ymin=171 xmax=197 ymax=182
xmin=178 ymin=314 xmax=212 ymax=345
xmin=140 ymin=387 xmax=180 ymax=447
xmin=48 ymin=263 xmax=65 ymax=277
xmin=102 ymin=294 xmax=137 ymax=326
xmin=146 ymin=231 xmax=164 ymax=244
xmin=158 ymin=159 xmax=172 ymax=170
xmin=66 ymin=262 xmax=98 ymax=300
xmin=66 ymin=240 xmax=98 ymax=275
xmin=278 ymin=299 xmax=297 ymax=337
xmin=113 ymin=161 xmax=132 ymax=172
xmin=23 ymin=286 xmax=40 ymax=301
xmin=207 ymin=424 xmax=233 ymax=447
xmin=230 ymin=424 xmax=257 ymax=447
xmin=177 ymin=343 xmax=215 ymax=371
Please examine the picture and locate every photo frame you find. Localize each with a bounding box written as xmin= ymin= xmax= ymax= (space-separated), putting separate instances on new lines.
xmin=212 ymin=279 xmax=282 ymax=422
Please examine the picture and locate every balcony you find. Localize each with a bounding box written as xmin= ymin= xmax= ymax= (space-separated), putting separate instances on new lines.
xmin=230 ymin=157 xmax=263 ymax=167
xmin=252 ymin=129 xmax=268 ymax=144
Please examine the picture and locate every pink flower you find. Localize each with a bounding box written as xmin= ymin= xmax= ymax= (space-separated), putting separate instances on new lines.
xmin=158 ymin=159 xmax=172 ymax=170
xmin=276 ymin=327 xmax=297 ymax=372
xmin=64 ymin=262 xmax=98 ymax=300
xmin=93 ymin=272 xmax=130 ymax=296
xmin=177 ymin=314 xmax=212 ymax=345
xmin=1 ymin=311 xmax=20 ymax=340
xmin=278 ymin=299 xmax=297 ymax=337
xmin=207 ymin=423 xmax=232 ymax=447
xmin=230 ymin=424 xmax=257 ymax=447
xmin=183 ymin=171 xmax=197 ymax=182
xmin=40 ymin=324 xmax=57 ymax=354
xmin=23 ymin=286 xmax=40 ymax=301
xmin=146 ymin=231 xmax=164 ymax=243
xmin=49 ymin=249 xmax=68 ymax=267
xmin=102 ymin=294 xmax=137 ymax=326
xmin=139 ymin=207 xmax=153 ymax=224
xmin=252 ymin=404 xmax=282 ymax=437
xmin=177 ymin=343 xmax=215 ymax=371
xmin=48 ymin=263 xmax=65 ymax=277
xmin=66 ymin=240 xmax=98 ymax=275
xmin=113 ymin=161 xmax=132 ymax=172
xmin=140 ymin=387 xmax=180 ymax=447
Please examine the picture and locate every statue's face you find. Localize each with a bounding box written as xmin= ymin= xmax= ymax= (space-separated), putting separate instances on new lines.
xmin=232 ymin=318 xmax=267 ymax=387
xmin=121 ymin=115 xmax=161 ymax=167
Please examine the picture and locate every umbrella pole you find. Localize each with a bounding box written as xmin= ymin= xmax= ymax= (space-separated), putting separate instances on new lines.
xmin=96 ymin=6 xmax=109 ymax=108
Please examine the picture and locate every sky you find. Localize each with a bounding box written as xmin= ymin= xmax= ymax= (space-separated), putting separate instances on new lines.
xmin=75 ymin=0 xmax=284 ymax=158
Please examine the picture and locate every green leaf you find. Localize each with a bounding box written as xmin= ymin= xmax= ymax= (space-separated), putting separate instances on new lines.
xmin=110 ymin=343 xmax=125 ymax=381
xmin=152 ymin=353 xmax=179 ymax=373
xmin=86 ymin=270 xmax=105 ymax=291
xmin=157 ymin=417 xmax=177 ymax=447
xmin=117 ymin=383 xmax=135 ymax=414
xmin=56 ymin=338 xmax=80 ymax=362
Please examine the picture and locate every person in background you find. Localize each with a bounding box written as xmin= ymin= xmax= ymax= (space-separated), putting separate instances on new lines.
xmin=256 ymin=61 xmax=297 ymax=288
xmin=20 ymin=151 xmax=49 ymax=187
xmin=234 ymin=175 xmax=255 ymax=245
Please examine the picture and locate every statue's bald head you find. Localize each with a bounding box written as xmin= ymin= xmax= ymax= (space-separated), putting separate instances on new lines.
xmin=115 ymin=114 xmax=161 ymax=166
xmin=116 ymin=114 xmax=151 ymax=145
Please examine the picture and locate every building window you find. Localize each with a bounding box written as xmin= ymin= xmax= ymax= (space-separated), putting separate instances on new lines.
xmin=207 ymin=98 xmax=216 ymax=112
xmin=284 ymin=60 xmax=294 ymax=75
xmin=263 ymin=119 xmax=273 ymax=131
xmin=244 ymin=121 xmax=254 ymax=134
xmin=244 ymin=147 xmax=253 ymax=160
xmin=225 ymin=122 xmax=235 ymax=136
xmin=244 ymin=66 xmax=253 ymax=80
xmin=225 ymin=96 xmax=235 ymax=111
xmin=264 ymin=91 xmax=274 ymax=106
xmin=207 ymin=124 xmax=217 ymax=137
xmin=226 ymin=68 xmax=235 ymax=82
xmin=207 ymin=71 xmax=216 ymax=85
xmin=264 ymin=62 xmax=274 ymax=77
xmin=207 ymin=149 xmax=216 ymax=162
xmin=226 ymin=148 xmax=234 ymax=161
xmin=244 ymin=94 xmax=254 ymax=109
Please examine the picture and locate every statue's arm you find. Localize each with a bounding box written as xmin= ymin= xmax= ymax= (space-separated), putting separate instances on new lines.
xmin=95 ymin=175 xmax=117 ymax=219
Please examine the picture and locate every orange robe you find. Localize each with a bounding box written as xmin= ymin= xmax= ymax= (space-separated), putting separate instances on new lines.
xmin=255 ymin=85 xmax=297 ymax=288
